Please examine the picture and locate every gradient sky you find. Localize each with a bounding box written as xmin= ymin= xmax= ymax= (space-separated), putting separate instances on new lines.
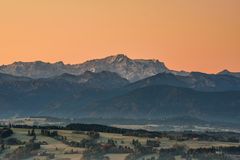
xmin=0 ymin=0 xmax=239 ymax=73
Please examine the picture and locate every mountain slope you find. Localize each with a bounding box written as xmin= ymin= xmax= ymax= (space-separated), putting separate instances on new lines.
xmin=0 ymin=71 xmax=128 ymax=117
xmin=127 ymin=72 xmax=240 ymax=91
xmin=80 ymin=85 xmax=240 ymax=122
xmin=52 ymin=71 xmax=129 ymax=89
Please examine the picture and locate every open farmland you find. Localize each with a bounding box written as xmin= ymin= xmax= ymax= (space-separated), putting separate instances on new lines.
xmin=0 ymin=125 xmax=240 ymax=160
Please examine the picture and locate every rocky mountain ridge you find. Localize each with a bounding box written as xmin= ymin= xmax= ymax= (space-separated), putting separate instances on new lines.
xmin=0 ymin=54 xmax=169 ymax=82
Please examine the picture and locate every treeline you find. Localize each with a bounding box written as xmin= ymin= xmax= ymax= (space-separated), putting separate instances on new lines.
xmin=1 ymin=123 xmax=162 ymax=138
xmin=165 ymin=131 xmax=240 ymax=143
xmin=0 ymin=128 xmax=13 ymax=138
xmin=2 ymin=123 xmax=240 ymax=143
xmin=66 ymin=123 xmax=161 ymax=138
xmin=188 ymin=146 xmax=240 ymax=155
xmin=1 ymin=124 xmax=65 ymax=130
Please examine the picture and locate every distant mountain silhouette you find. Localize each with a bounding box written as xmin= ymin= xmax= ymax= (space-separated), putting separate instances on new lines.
xmin=218 ymin=69 xmax=240 ymax=78
xmin=127 ymin=72 xmax=240 ymax=91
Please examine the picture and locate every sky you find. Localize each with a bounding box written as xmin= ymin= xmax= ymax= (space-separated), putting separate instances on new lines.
xmin=0 ymin=0 xmax=239 ymax=73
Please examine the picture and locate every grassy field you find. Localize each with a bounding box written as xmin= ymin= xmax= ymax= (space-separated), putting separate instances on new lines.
xmin=158 ymin=137 xmax=240 ymax=149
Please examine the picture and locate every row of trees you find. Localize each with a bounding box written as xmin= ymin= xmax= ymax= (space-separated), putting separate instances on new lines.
xmin=0 ymin=128 xmax=13 ymax=139
xmin=3 ymin=124 xmax=240 ymax=143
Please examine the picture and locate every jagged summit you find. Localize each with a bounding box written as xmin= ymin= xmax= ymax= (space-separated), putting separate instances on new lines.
xmin=109 ymin=53 xmax=128 ymax=59
xmin=74 ymin=54 xmax=170 ymax=81
xmin=218 ymin=69 xmax=231 ymax=74
xmin=54 ymin=61 xmax=65 ymax=65
xmin=218 ymin=69 xmax=240 ymax=78
xmin=106 ymin=54 xmax=130 ymax=63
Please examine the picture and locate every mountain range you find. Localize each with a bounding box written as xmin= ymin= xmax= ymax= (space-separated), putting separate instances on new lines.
xmin=0 ymin=54 xmax=240 ymax=124
xmin=0 ymin=54 xmax=170 ymax=82
xmin=128 ymin=72 xmax=240 ymax=92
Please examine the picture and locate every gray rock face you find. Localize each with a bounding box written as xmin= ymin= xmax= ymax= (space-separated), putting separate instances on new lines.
xmin=0 ymin=61 xmax=66 ymax=79
xmin=0 ymin=54 xmax=169 ymax=82
xmin=72 ymin=54 xmax=169 ymax=82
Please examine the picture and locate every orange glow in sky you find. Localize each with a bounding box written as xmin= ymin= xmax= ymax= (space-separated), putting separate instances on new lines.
xmin=0 ymin=0 xmax=239 ymax=73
